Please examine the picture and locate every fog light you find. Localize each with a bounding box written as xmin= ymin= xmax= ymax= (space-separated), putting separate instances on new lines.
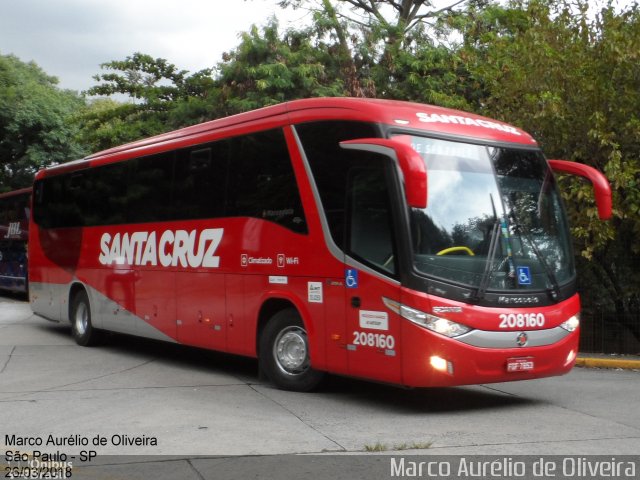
xmin=430 ymin=356 xmax=454 ymax=374
xmin=565 ymin=349 xmax=577 ymax=366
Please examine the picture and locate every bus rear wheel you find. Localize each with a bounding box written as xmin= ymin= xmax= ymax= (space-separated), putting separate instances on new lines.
xmin=259 ymin=309 xmax=324 ymax=392
xmin=71 ymin=290 xmax=100 ymax=346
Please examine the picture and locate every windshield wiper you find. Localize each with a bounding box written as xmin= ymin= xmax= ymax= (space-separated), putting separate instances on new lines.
xmin=473 ymin=217 xmax=500 ymax=302
xmin=509 ymin=212 xmax=560 ymax=300
xmin=473 ymin=193 xmax=517 ymax=302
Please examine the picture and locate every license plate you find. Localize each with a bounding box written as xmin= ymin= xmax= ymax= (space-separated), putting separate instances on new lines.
xmin=506 ymin=357 xmax=535 ymax=372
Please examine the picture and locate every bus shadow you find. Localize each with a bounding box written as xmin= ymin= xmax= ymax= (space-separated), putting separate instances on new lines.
xmin=28 ymin=322 xmax=260 ymax=382
xmin=95 ymin=331 xmax=261 ymax=381
xmin=36 ymin=323 xmax=539 ymax=413
xmin=315 ymin=376 xmax=539 ymax=413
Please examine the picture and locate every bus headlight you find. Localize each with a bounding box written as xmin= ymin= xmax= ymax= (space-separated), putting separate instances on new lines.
xmin=560 ymin=314 xmax=580 ymax=332
xmin=400 ymin=305 xmax=471 ymax=338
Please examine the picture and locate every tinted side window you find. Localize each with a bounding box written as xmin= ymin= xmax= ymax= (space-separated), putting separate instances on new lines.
xmin=0 ymin=193 xmax=29 ymax=226
xmin=295 ymin=121 xmax=379 ymax=248
xmin=347 ymin=164 xmax=397 ymax=275
xmin=35 ymin=163 xmax=129 ymax=228
xmin=84 ymin=163 xmax=129 ymax=226
xmin=173 ymin=142 xmax=229 ymax=220
xmin=227 ymin=129 xmax=307 ymax=234
xmin=34 ymin=129 xmax=307 ymax=233
xmin=34 ymin=176 xmax=75 ymax=228
xmin=128 ymin=152 xmax=175 ymax=223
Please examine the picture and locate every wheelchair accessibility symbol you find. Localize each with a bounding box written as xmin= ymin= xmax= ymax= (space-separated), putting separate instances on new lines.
xmin=517 ymin=266 xmax=532 ymax=285
xmin=345 ymin=269 xmax=359 ymax=289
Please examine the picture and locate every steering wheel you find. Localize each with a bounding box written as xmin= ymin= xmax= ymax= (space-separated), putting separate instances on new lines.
xmin=436 ymin=246 xmax=475 ymax=256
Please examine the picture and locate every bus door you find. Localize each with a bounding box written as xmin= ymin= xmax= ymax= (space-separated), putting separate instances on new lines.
xmin=343 ymin=160 xmax=402 ymax=385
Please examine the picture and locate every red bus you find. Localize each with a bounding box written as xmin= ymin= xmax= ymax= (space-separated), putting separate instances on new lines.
xmin=28 ymin=98 xmax=611 ymax=391
xmin=0 ymin=188 xmax=31 ymax=294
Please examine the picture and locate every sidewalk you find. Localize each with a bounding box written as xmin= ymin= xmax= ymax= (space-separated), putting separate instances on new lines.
xmin=576 ymin=353 xmax=640 ymax=370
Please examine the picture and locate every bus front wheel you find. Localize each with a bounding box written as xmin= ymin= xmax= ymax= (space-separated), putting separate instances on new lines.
xmin=259 ymin=309 xmax=324 ymax=392
xmin=71 ymin=290 xmax=100 ymax=347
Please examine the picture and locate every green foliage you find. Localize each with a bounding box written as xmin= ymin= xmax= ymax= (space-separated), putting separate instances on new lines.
xmin=81 ymin=3 xmax=474 ymax=141
xmin=213 ymin=19 xmax=346 ymax=116
xmin=0 ymin=54 xmax=85 ymax=191
xmin=82 ymin=53 xmax=215 ymax=147
xmin=88 ymin=52 xmax=195 ymax=102
xmin=453 ymin=0 xmax=640 ymax=331
xmin=455 ymin=0 xmax=639 ymax=249
xmin=275 ymin=0 xmax=476 ymax=101
xmin=76 ymin=98 xmax=162 ymax=153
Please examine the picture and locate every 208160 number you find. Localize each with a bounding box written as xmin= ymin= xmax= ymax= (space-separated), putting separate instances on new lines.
xmin=352 ymin=331 xmax=395 ymax=349
xmin=499 ymin=313 xmax=545 ymax=329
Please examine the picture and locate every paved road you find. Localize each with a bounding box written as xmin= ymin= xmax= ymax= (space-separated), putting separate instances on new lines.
xmin=1 ymin=294 xmax=638 ymax=478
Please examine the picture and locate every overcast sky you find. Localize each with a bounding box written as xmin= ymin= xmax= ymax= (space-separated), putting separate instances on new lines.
xmin=1 ymin=0 xmax=632 ymax=95
xmin=0 ymin=0 xmax=307 ymax=93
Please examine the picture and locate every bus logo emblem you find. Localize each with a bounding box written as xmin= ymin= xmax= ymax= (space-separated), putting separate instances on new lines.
xmin=4 ymin=222 xmax=22 ymax=238
xmin=516 ymin=332 xmax=528 ymax=347
xmin=241 ymin=254 xmax=248 ymax=267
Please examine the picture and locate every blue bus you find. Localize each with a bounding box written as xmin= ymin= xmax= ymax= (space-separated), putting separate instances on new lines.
xmin=0 ymin=188 xmax=30 ymax=294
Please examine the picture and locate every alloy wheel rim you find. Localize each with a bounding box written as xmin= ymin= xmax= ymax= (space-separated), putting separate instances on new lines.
xmin=273 ymin=326 xmax=309 ymax=376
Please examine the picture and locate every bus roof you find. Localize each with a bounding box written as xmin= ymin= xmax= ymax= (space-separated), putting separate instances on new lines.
xmin=38 ymin=97 xmax=537 ymax=178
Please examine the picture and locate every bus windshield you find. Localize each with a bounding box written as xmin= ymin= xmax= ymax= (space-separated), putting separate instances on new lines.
xmin=394 ymin=135 xmax=574 ymax=294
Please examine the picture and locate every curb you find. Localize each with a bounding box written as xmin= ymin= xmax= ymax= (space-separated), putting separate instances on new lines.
xmin=575 ymin=357 xmax=640 ymax=370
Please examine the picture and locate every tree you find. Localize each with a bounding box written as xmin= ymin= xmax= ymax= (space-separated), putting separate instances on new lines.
xmin=452 ymin=0 xmax=640 ymax=343
xmin=0 ymin=54 xmax=86 ymax=191
xmin=83 ymin=53 xmax=214 ymax=147
xmin=212 ymin=18 xmax=346 ymax=116
xmin=83 ymin=4 xmax=472 ymax=142
xmin=88 ymin=52 xmax=203 ymax=103
xmin=76 ymin=98 xmax=152 ymax=153
xmin=277 ymin=0 xmax=471 ymax=98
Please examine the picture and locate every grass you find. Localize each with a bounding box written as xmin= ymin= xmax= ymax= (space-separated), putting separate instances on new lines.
xmin=364 ymin=441 xmax=388 ymax=452
xmin=393 ymin=441 xmax=433 ymax=451
xmin=363 ymin=441 xmax=433 ymax=452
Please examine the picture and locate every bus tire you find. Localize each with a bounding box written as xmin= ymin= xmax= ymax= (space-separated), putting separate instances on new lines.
xmin=70 ymin=290 xmax=100 ymax=347
xmin=259 ymin=309 xmax=324 ymax=392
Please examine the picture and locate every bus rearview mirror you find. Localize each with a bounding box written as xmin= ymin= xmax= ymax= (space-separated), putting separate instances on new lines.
xmin=340 ymin=138 xmax=428 ymax=209
xmin=548 ymin=159 xmax=612 ymax=220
